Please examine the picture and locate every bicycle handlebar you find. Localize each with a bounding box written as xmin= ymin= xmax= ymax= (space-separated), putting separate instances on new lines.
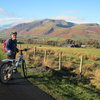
xmin=19 ymin=48 xmax=31 ymax=52
xmin=19 ymin=48 xmax=31 ymax=55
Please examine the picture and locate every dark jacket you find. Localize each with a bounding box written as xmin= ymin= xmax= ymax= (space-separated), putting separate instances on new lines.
xmin=6 ymin=38 xmax=18 ymax=54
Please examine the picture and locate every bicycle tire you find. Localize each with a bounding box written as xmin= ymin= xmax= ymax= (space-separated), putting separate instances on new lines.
xmin=22 ymin=60 xmax=27 ymax=78
xmin=0 ymin=62 xmax=12 ymax=84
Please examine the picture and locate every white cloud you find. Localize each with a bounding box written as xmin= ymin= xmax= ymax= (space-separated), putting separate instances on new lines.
xmin=49 ymin=16 xmax=85 ymax=23
xmin=0 ymin=8 xmax=14 ymax=17
xmin=0 ymin=17 xmax=22 ymax=22
xmin=0 ymin=8 xmax=34 ymax=26
xmin=0 ymin=17 xmax=34 ymax=25
xmin=55 ymin=10 xmax=86 ymax=23
xmin=12 ymin=18 xmax=34 ymax=26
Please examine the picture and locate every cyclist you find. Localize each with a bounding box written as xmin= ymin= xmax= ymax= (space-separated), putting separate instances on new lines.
xmin=6 ymin=31 xmax=19 ymax=72
xmin=6 ymin=31 xmax=19 ymax=59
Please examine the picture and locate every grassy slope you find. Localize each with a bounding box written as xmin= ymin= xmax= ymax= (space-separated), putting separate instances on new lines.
xmin=25 ymin=24 xmax=100 ymax=40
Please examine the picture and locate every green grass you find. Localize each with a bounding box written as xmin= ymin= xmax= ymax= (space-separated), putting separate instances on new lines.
xmin=22 ymin=44 xmax=100 ymax=56
xmin=27 ymin=44 xmax=100 ymax=58
xmin=89 ymin=34 xmax=100 ymax=40
xmin=20 ymin=43 xmax=100 ymax=68
xmin=21 ymin=44 xmax=100 ymax=100
xmin=73 ymin=34 xmax=89 ymax=40
xmin=27 ymin=71 xmax=100 ymax=100
xmin=47 ymin=37 xmax=67 ymax=41
xmin=0 ymin=43 xmax=100 ymax=100
xmin=0 ymin=48 xmax=6 ymax=60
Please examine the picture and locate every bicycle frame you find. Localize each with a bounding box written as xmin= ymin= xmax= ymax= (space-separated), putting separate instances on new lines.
xmin=2 ymin=54 xmax=25 ymax=70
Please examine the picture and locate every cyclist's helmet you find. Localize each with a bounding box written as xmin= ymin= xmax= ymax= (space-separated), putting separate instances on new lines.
xmin=10 ymin=31 xmax=17 ymax=35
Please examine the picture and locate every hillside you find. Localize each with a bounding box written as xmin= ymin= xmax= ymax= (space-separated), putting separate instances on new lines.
xmin=0 ymin=19 xmax=100 ymax=40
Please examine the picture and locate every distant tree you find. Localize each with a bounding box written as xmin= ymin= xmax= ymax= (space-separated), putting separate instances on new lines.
xmin=65 ymin=39 xmax=75 ymax=44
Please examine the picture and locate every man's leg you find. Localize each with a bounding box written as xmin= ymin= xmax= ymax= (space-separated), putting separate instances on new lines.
xmin=7 ymin=54 xmax=17 ymax=72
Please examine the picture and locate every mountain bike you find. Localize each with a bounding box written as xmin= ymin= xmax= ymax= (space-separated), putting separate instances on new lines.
xmin=0 ymin=48 xmax=30 ymax=84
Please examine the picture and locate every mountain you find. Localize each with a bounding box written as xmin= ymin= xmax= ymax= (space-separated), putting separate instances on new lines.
xmin=0 ymin=19 xmax=100 ymax=40
xmin=0 ymin=24 xmax=14 ymax=30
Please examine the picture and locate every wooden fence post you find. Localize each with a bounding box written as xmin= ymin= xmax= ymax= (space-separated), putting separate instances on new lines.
xmin=44 ymin=49 xmax=47 ymax=62
xmin=34 ymin=47 xmax=36 ymax=57
xmin=27 ymin=45 xmax=28 ymax=48
xmin=59 ymin=52 xmax=62 ymax=70
xmin=80 ymin=55 xmax=83 ymax=75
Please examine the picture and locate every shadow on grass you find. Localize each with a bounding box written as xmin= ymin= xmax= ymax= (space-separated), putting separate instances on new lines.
xmin=27 ymin=66 xmax=100 ymax=100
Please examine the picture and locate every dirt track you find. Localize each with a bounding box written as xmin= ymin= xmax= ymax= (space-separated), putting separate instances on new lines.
xmin=0 ymin=73 xmax=56 ymax=100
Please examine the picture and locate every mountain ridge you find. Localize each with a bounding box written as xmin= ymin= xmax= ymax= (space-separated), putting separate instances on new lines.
xmin=0 ymin=19 xmax=100 ymax=40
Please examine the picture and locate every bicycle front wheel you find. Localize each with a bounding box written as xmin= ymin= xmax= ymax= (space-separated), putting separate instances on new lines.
xmin=22 ymin=60 xmax=27 ymax=78
xmin=0 ymin=62 xmax=12 ymax=84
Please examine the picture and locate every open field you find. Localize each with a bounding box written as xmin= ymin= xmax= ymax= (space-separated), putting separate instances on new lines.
xmin=21 ymin=44 xmax=100 ymax=57
xmin=0 ymin=43 xmax=100 ymax=100
xmin=18 ymin=44 xmax=100 ymax=100
xmin=20 ymin=44 xmax=100 ymax=67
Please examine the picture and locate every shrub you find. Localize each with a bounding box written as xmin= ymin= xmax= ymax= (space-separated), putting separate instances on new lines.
xmin=90 ymin=68 xmax=100 ymax=89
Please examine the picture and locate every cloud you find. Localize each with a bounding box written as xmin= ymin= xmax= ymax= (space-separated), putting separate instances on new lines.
xmin=0 ymin=17 xmax=22 ymax=25
xmin=0 ymin=17 xmax=33 ymax=25
xmin=0 ymin=8 xmax=33 ymax=25
xmin=0 ymin=17 xmax=22 ymax=22
xmin=0 ymin=8 xmax=11 ymax=16
xmin=51 ymin=10 xmax=86 ymax=23
xmin=0 ymin=8 xmax=15 ymax=17
xmin=50 ymin=16 xmax=85 ymax=22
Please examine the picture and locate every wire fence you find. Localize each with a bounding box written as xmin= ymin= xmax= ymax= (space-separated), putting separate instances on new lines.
xmin=18 ymin=44 xmax=83 ymax=75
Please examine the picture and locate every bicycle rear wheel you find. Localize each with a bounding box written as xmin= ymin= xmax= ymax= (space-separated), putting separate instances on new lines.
xmin=0 ymin=62 xmax=12 ymax=84
xmin=22 ymin=60 xmax=27 ymax=78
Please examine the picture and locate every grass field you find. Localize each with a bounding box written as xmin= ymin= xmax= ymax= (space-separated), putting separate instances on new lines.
xmin=21 ymin=44 xmax=100 ymax=68
xmin=27 ymin=71 xmax=100 ymax=100
xmin=21 ymin=43 xmax=100 ymax=57
xmin=0 ymin=43 xmax=100 ymax=100
xmin=18 ymin=44 xmax=100 ymax=100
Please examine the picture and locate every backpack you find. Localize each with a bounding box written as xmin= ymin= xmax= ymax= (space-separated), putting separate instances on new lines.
xmin=2 ymin=39 xmax=10 ymax=52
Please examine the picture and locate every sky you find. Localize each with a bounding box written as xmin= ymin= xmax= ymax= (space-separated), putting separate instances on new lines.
xmin=0 ymin=0 xmax=100 ymax=25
